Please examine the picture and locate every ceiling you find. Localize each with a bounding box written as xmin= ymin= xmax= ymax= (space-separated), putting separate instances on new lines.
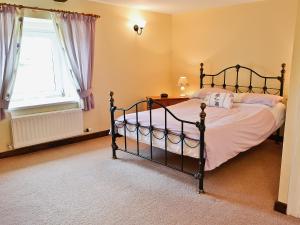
xmin=89 ymin=0 xmax=262 ymax=14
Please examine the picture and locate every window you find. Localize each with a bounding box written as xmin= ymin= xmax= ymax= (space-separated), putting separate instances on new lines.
xmin=10 ymin=17 xmax=79 ymax=109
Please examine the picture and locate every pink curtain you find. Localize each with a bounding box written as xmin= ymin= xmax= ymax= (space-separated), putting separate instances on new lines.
xmin=0 ymin=5 xmax=23 ymax=120
xmin=52 ymin=13 xmax=96 ymax=111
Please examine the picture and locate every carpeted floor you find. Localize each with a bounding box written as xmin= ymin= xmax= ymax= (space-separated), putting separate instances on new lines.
xmin=0 ymin=136 xmax=299 ymax=225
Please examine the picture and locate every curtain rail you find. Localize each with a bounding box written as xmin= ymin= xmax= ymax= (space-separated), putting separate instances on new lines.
xmin=0 ymin=3 xmax=100 ymax=18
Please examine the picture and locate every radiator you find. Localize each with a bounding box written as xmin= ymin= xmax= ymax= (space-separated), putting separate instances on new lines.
xmin=11 ymin=109 xmax=84 ymax=149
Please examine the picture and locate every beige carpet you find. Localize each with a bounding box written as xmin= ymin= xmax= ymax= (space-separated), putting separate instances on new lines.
xmin=0 ymin=137 xmax=299 ymax=225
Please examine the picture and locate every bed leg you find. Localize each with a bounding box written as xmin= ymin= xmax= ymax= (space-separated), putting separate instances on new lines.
xmin=275 ymin=128 xmax=281 ymax=144
xmin=112 ymin=143 xmax=118 ymax=159
xmin=198 ymin=157 xmax=206 ymax=194
xmin=196 ymin=103 xmax=206 ymax=194
xmin=110 ymin=91 xmax=118 ymax=159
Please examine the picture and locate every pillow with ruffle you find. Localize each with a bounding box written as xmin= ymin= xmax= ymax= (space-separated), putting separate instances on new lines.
xmin=204 ymin=92 xmax=234 ymax=109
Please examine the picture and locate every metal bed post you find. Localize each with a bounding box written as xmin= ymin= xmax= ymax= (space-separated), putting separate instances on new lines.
xmin=223 ymin=71 xmax=227 ymax=89
xmin=280 ymin=63 xmax=286 ymax=97
xmin=249 ymin=71 xmax=253 ymax=92
xmin=200 ymin=63 xmax=205 ymax=89
xmin=235 ymin=64 xmax=240 ymax=93
xmin=110 ymin=91 xmax=118 ymax=159
xmin=276 ymin=63 xmax=286 ymax=143
xmin=164 ymin=107 xmax=168 ymax=166
xmin=180 ymin=122 xmax=184 ymax=171
xmin=136 ymin=105 xmax=140 ymax=156
xmin=123 ymin=110 xmax=127 ymax=151
xmin=148 ymin=98 xmax=154 ymax=160
xmin=195 ymin=103 xmax=207 ymax=193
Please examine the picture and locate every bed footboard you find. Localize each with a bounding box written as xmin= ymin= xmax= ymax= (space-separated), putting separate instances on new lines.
xmin=109 ymin=91 xmax=207 ymax=193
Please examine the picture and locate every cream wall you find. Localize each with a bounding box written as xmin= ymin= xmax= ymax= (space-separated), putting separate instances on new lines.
xmin=171 ymin=0 xmax=298 ymax=96
xmin=278 ymin=0 xmax=300 ymax=207
xmin=0 ymin=0 xmax=173 ymax=152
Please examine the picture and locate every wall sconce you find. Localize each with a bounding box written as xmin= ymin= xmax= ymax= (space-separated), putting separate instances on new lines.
xmin=133 ymin=20 xmax=146 ymax=35
xmin=178 ymin=76 xmax=189 ymax=97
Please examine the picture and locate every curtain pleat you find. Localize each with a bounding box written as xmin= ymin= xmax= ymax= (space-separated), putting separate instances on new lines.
xmin=0 ymin=5 xmax=23 ymax=120
xmin=52 ymin=13 xmax=96 ymax=111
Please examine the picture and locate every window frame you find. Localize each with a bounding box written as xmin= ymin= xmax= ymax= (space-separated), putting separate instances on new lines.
xmin=9 ymin=17 xmax=80 ymax=111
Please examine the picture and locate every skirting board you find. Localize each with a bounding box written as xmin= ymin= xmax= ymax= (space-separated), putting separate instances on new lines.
xmin=0 ymin=130 xmax=110 ymax=159
xmin=274 ymin=201 xmax=287 ymax=214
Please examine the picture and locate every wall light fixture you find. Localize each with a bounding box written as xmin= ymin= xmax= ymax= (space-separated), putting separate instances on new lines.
xmin=133 ymin=20 xmax=146 ymax=35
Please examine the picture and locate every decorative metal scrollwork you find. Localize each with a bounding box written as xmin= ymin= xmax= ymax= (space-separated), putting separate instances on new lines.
xmin=115 ymin=121 xmax=201 ymax=148
xmin=200 ymin=63 xmax=285 ymax=97
xmin=152 ymin=131 xmax=165 ymax=140
xmin=138 ymin=127 xmax=151 ymax=136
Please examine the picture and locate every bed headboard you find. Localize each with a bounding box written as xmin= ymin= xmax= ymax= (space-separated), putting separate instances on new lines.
xmin=200 ymin=63 xmax=285 ymax=96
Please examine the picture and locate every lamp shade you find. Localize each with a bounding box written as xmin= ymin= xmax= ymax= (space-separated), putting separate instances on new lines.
xmin=137 ymin=20 xmax=146 ymax=28
xmin=178 ymin=76 xmax=189 ymax=87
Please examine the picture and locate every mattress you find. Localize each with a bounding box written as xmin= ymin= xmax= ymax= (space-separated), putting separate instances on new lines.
xmin=116 ymin=99 xmax=285 ymax=171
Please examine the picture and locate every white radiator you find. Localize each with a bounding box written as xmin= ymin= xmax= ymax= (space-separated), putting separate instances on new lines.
xmin=11 ymin=109 xmax=84 ymax=149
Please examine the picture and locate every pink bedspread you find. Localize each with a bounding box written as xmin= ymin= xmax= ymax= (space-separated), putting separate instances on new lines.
xmin=117 ymin=99 xmax=278 ymax=170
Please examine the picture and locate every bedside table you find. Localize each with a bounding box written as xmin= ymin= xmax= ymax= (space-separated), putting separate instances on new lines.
xmin=146 ymin=96 xmax=189 ymax=110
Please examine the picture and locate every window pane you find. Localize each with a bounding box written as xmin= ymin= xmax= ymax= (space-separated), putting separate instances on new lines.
xmin=10 ymin=17 xmax=79 ymax=108
xmin=14 ymin=36 xmax=58 ymax=97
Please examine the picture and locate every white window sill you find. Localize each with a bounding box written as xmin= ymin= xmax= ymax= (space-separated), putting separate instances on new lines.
xmin=9 ymin=97 xmax=81 ymax=111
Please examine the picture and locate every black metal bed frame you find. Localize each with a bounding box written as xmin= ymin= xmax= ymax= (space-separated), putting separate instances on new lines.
xmin=109 ymin=63 xmax=286 ymax=194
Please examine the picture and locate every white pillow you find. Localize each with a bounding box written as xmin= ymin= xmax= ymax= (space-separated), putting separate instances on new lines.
xmin=233 ymin=93 xmax=245 ymax=103
xmin=204 ymin=92 xmax=234 ymax=109
xmin=191 ymin=87 xmax=233 ymax=99
xmin=240 ymin=93 xmax=283 ymax=107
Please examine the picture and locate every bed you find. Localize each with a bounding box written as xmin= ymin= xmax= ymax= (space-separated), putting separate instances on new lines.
xmin=109 ymin=63 xmax=286 ymax=193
